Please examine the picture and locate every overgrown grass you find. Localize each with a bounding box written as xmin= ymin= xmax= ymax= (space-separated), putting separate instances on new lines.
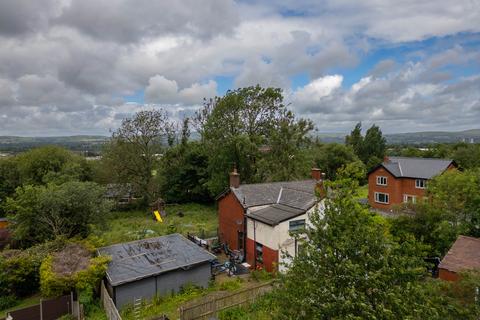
xmin=90 ymin=203 xmax=218 ymax=246
xmin=121 ymin=278 xmax=248 ymax=320
xmin=0 ymin=294 xmax=41 ymax=318
xmin=218 ymin=292 xmax=279 ymax=320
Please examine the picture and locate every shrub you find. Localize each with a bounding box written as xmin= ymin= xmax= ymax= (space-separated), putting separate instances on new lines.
xmin=0 ymin=294 xmax=18 ymax=310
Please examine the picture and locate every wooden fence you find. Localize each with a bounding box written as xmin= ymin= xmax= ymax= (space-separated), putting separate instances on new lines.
xmin=101 ymin=281 xmax=122 ymax=320
xmin=5 ymin=294 xmax=72 ymax=320
xmin=179 ymin=281 xmax=274 ymax=320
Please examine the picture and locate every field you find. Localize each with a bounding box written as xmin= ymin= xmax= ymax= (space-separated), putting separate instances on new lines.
xmin=91 ymin=203 xmax=218 ymax=246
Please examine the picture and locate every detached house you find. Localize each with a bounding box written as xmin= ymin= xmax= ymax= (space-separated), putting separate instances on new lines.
xmin=368 ymin=156 xmax=456 ymax=211
xmin=217 ymin=168 xmax=324 ymax=272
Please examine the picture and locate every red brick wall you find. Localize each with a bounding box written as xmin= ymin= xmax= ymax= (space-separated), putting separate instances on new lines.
xmin=0 ymin=221 xmax=8 ymax=229
xmin=218 ymin=192 xmax=245 ymax=251
xmin=246 ymin=238 xmax=278 ymax=272
xmin=368 ymin=167 xmax=401 ymax=210
xmin=439 ymin=268 xmax=459 ymax=281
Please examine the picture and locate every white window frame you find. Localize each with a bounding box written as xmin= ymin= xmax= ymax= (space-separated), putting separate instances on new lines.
xmin=415 ymin=179 xmax=426 ymax=189
xmin=403 ymin=194 xmax=417 ymax=204
xmin=374 ymin=192 xmax=389 ymax=204
xmin=376 ymin=176 xmax=387 ymax=186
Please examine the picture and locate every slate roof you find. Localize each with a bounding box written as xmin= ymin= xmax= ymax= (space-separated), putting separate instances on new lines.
xmin=439 ymin=235 xmax=480 ymax=273
xmin=231 ymin=179 xmax=317 ymax=209
xmin=373 ymin=157 xmax=454 ymax=179
xmin=247 ymin=204 xmax=306 ymax=226
xmin=97 ymin=234 xmax=216 ymax=286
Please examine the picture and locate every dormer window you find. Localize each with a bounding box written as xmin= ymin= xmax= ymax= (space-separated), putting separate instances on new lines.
xmin=415 ymin=179 xmax=426 ymax=189
xmin=376 ymin=176 xmax=387 ymax=186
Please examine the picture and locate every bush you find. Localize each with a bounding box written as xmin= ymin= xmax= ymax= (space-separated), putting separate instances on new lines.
xmin=0 ymin=294 xmax=18 ymax=310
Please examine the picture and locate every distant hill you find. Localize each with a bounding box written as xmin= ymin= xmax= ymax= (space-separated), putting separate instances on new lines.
xmin=0 ymin=135 xmax=108 ymax=153
xmin=316 ymin=129 xmax=480 ymax=145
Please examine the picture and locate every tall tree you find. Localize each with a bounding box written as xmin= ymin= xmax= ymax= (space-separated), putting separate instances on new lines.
xmin=103 ymin=109 xmax=173 ymax=203
xmin=195 ymin=85 xmax=313 ymax=195
xmin=276 ymin=180 xmax=436 ymax=319
xmin=345 ymin=122 xmax=363 ymax=156
xmin=311 ymin=143 xmax=358 ymax=180
xmin=362 ymin=124 xmax=387 ymax=168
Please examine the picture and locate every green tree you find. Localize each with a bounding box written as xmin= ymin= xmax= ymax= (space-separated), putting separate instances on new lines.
xmin=0 ymin=158 xmax=20 ymax=215
xmin=345 ymin=122 xmax=363 ymax=156
xmin=276 ymin=181 xmax=436 ymax=319
xmin=15 ymin=146 xmax=93 ymax=185
xmin=195 ymin=86 xmax=313 ymax=195
xmin=311 ymin=143 xmax=358 ymax=180
xmin=102 ymin=109 xmax=174 ymax=203
xmin=158 ymin=141 xmax=210 ymax=203
xmin=5 ymin=181 xmax=111 ymax=247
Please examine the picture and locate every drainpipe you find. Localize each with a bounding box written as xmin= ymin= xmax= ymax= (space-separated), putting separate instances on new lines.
xmin=253 ymin=220 xmax=257 ymax=270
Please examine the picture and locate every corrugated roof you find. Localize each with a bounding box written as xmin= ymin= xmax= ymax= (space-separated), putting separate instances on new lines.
xmin=231 ymin=179 xmax=317 ymax=209
xmin=383 ymin=157 xmax=453 ymax=179
xmin=439 ymin=235 xmax=480 ymax=273
xmin=97 ymin=234 xmax=216 ymax=286
xmin=247 ymin=204 xmax=306 ymax=226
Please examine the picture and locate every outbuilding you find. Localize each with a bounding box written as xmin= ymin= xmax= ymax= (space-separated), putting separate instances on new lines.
xmin=438 ymin=235 xmax=480 ymax=281
xmin=97 ymin=233 xmax=216 ymax=309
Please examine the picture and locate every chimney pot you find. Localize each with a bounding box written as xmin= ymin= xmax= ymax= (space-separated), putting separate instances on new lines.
xmin=311 ymin=168 xmax=322 ymax=181
xmin=229 ymin=167 xmax=240 ymax=188
xmin=383 ymin=156 xmax=390 ymax=163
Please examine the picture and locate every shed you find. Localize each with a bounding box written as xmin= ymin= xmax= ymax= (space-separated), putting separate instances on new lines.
xmin=97 ymin=233 xmax=216 ymax=309
xmin=438 ymin=235 xmax=480 ymax=281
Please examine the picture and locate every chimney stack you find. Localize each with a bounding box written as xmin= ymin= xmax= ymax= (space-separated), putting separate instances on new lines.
xmin=383 ymin=155 xmax=389 ymax=163
xmin=229 ymin=166 xmax=240 ymax=188
xmin=311 ymin=168 xmax=322 ymax=181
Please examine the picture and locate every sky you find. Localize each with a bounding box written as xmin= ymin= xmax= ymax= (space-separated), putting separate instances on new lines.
xmin=0 ymin=0 xmax=479 ymax=136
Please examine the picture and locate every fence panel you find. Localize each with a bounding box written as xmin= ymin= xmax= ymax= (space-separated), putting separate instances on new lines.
xmin=8 ymin=305 xmax=40 ymax=320
xmin=41 ymin=295 xmax=71 ymax=320
xmin=179 ymin=281 xmax=274 ymax=320
xmin=101 ymin=281 xmax=122 ymax=320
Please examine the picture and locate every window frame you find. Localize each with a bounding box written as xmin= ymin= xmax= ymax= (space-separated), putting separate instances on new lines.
xmin=255 ymin=242 xmax=263 ymax=264
xmin=374 ymin=192 xmax=389 ymax=204
xmin=403 ymin=194 xmax=417 ymax=204
xmin=415 ymin=179 xmax=426 ymax=189
xmin=376 ymin=176 xmax=388 ymax=186
xmin=289 ymin=219 xmax=306 ymax=233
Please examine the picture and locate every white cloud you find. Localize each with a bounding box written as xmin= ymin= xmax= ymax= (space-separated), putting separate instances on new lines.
xmin=145 ymin=75 xmax=217 ymax=105
xmin=293 ymin=75 xmax=343 ymax=109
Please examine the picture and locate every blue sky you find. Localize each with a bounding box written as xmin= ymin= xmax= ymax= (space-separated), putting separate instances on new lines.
xmin=0 ymin=0 xmax=479 ymax=135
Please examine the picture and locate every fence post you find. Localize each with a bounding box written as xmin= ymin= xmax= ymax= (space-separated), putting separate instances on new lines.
xmin=179 ymin=306 xmax=183 ymax=320
xmin=39 ymin=298 xmax=43 ymax=320
xmin=212 ymin=295 xmax=217 ymax=318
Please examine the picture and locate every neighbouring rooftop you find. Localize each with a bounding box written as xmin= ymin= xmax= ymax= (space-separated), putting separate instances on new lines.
xmin=439 ymin=235 xmax=480 ymax=274
xmin=97 ymin=233 xmax=216 ymax=286
xmin=380 ymin=156 xmax=454 ymax=179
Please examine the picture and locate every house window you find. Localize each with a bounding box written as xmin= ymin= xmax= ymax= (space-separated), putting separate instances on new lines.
xmin=289 ymin=219 xmax=306 ymax=232
xmin=403 ymin=194 xmax=417 ymax=204
xmin=376 ymin=176 xmax=387 ymax=186
xmin=255 ymin=242 xmax=263 ymax=264
xmin=415 ymin=179 xmax=427 ymax=189
xmin=374 ymin=192 xmax=389 ymax=204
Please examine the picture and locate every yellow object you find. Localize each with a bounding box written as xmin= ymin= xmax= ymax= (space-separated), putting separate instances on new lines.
xmin=154 ymin=210 xmax=163 ymax=223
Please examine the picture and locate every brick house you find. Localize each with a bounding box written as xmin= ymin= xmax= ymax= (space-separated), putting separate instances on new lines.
xmin=217 ymin=168 xmax=324 ymax=272
xmin=438 ymin=235 xmax=480 ymax=281
xmin=367 ymin=157 xmax=456 ymax=211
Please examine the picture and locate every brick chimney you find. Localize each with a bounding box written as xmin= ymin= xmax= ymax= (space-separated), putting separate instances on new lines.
xmin=311 ymin=168 xmax=322 ymax=181
xmin=383 ymin=155 xmax=390 ymax=163
xmin=229 ymin=167 xmax=240 ymax=188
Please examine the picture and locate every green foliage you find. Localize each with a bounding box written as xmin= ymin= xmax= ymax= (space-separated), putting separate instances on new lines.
xmin=0 ymin=239 xmax=65 ymax=298
xmin=311 ymin=143 xmax=358 ymax=180
xmin=40 ymin=247 xmax=110 ymax=311
xmin=336 ymin=160 xmax=367 ymax=184
xmin=195 ymin=85 xmax=313 ymax=196
xmin=102 ymin=109 xmax=173 ymax=204
xmin=0 ymin=295 xmax=18 ymax=311
xmin=0 ymin=157 xmax=20 ymax=216
xmin=159 ymin=141 xmax=211 ymax=203
xmin=16 ymin=146 xmax=93 ymax=185
xmin=345 ymin=122 xmax=386 ymax=169
xmin=5 ymin=181 xmax=111 ymax=247
xmin=425 ymin=271 xmax=480 ymax=319
xmin=390 ymin=168 xmax=480 ymax=256
xmin=275 ymin=181 xmax=436 ymax=319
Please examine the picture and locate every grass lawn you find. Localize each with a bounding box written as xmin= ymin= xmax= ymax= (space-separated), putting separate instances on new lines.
xmin=0 ymin=294 xmax=41 ymax=318
xmin=91 ymin=203 xmax=218 ymax=246
xmin=355 ymin=184 xmax=368 ymax=200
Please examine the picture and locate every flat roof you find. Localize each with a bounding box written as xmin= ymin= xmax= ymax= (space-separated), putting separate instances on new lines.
xmin=439 ymin=235 xmax=480 ymax=274
xmin=97 ymin=233 xmax=216 ymax=286
xmin=247 ymin=204 xmax=306 ymax=226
